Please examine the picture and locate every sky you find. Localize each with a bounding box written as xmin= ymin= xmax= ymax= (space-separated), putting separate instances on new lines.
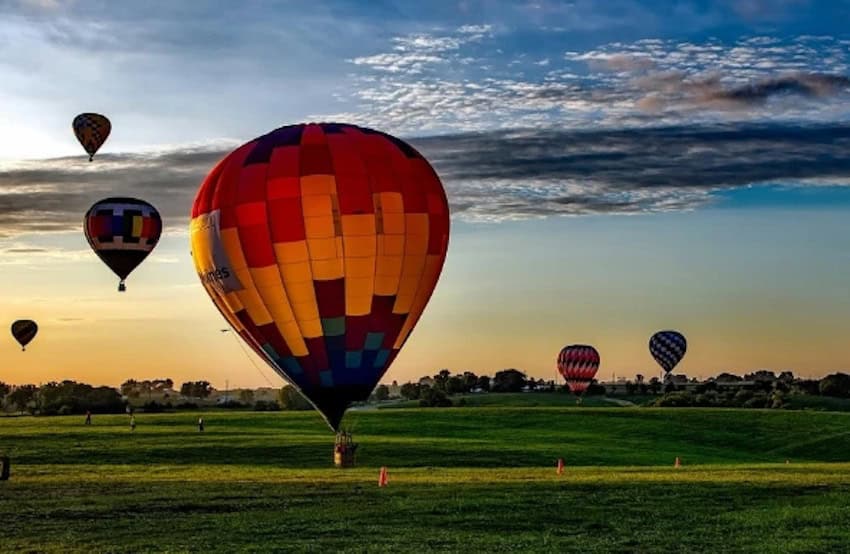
xmin=1 ymin=0 xmax=850 ymax=388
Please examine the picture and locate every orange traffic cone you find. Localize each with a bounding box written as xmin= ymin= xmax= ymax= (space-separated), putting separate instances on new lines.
xmin=556 ymin=458 xmax=564 ymax=475
xmin=674 ymin=456 xmax=681 ymax=468
xmin=378 ymin=466 xmax=388 ymax=487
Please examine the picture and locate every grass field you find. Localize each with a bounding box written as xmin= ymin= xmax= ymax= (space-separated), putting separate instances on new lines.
xmin=2 ymin=407 xmax=850 ymax=552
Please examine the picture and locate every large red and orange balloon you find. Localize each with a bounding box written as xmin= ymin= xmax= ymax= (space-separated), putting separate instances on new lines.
xmin=557 ymin=344 xmax=600 ymax=396
xmin=190 ymin=123 xmax=450 ymax=430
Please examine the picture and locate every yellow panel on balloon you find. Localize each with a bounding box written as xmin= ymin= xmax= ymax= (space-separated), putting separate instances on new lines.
xmin=341 ymin=214 xmax=376 ymax=236
xmin=311 ymin=258 xmax=344 ymax=280
xmin=301 ymin=175 xmax=336 ymax=196
xmin=280 ymin=261 xmax=313 ymax=284
xmin=221 ymin=228 xmax=248 ymax=272
xmin=304 ymin=216 xmax=335 ymax=239
xmin=343 ymin=235 xmax=375 ymax=257
xmin=279 ymin=320 xmax=308 ymax=356
xmin=345 ymin=257 xmax=374 ymax=277
xmin=274 ymin=241 xmax=309 ymax=263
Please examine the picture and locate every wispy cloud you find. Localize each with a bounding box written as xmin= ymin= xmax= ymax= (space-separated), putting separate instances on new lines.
xmin=316 ymin=32 xmax=850 ymax=134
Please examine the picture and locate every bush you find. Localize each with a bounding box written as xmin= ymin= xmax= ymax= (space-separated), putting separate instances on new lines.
xmin=142 ymin=401 xmax=167 ymax=413
xmin=419 ymin=387 xmax=453 ymax=407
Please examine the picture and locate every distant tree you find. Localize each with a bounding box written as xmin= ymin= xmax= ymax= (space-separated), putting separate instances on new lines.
xmin=793 ymin=379 xmax=820 ymax=396
xmin=447 ymin=375 xmax=466 ymax=395
xmin=400 ymin=382 xmax=421 ymax=400
xmin=0 ymin=381 xmax=10 ymax=401
xmin=180 ymin=381 xmax=213 ymax=399
xmin=625 ymin=381 xmax=637 ymax=395
xmin=663 ymin=382 xmax=676 ymax=394
xmin=462 ymin=371 xmax=478 ymax=392
xmin=120 ymin=379 xmax=140 ymax=398
xmin=433 ymin=369 xmax=451 ymax=392
xmin=778 ymin=371 xmax=795 ymax=383
xmin=635 ymin=374 xmax=644 ymax=384
xmin=277 ymin=386 xmax=313 ymax=411
xmin=8 ymin=385 xmax=38 ymax=414
xmin=745 ymin=370 xmax=777 ymax=382
xmin=239 ymin=389 xmax=255 ymax=404
xmin=419 ymin=387 xmax=453 ymax=407
xmin=475 ymin=375 xmax=491 ymax=392
xmin=715 ymin=373 xmax=743 ymax=383
xmin=819 ymin=373 xmax=850 ymax=398
xmin=374 ymin=385 xmax=390 ymax=401
xmin=491 ymin=369 xmax=527 ymax=393
xmin=585 ymin=382 xmax=606 ymax=396
xmin=648 ymin=377 xmax=661 ymax=395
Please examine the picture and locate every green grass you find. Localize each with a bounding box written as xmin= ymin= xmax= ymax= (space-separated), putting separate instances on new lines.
xmin=2 ymin=408 xmax=850 ymax=552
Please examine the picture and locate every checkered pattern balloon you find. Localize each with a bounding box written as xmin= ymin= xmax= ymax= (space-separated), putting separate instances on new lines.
xmin=190 ymin=122 xmax=450 ymax=431
xmin=72 ymin=113 xmax=111 ymax=161
xmin=649 ymin=330 xmax=687 ymax=374
xmin=557 ymin=344 xmax=600 ymax=395
xmin=84 ymin=197 xmax=162 ymax=291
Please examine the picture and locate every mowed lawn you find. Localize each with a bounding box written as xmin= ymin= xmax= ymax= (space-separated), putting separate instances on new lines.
xmin=2 ymin=408 xmax=850 ymax=553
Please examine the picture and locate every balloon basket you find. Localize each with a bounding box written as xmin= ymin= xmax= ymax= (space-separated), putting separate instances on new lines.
xmin=334 ymin=432 xmax=358 ymax=468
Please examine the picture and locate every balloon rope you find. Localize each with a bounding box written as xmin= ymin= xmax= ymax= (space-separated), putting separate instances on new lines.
xmin=226 ymin=331 xmax=277 ymax=388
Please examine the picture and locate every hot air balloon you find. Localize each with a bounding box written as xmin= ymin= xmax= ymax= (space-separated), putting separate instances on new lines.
xmin=84 ymin=197 xmax=162 ymax=292
xmin=190 ymin=122 xmax=450 ymax=433
xmin=11 ymin=320 xmax=38 ymax=351
xmin=72 ymin=113 xmax=111 ymax=161
xmin=649 ymin=330 xmax=687 ymax=376
xmin=558 ymin=344 xmax=600 ymax=397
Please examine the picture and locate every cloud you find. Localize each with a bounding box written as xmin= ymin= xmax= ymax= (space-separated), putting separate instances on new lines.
xmin=2 ymin=123 xmax=850 ymax=231
xmin=312 ymin=31 xmax=850 ymax=139
xmin=634 ymin=72 xmax=850 ymax=112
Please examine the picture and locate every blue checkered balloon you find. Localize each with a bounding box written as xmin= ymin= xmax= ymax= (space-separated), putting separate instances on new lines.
xmin=649 ymin=330 xmax=687 ymax=374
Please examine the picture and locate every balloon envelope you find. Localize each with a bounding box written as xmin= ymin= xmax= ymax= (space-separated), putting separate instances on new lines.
xmin=649 ymin=330 xmax=687 ymax=374
xmin=558 ymin=344 xmax=600 ymax=395
xmin=11 ymin=319 xmax=38 ymax=350
xmin=190 ymin=122 xmax=450 ymax=431
xmin=84 ymin=197 xmax=162 ymax=291
xmin=72 ymin=113 xmax=111 ymax=161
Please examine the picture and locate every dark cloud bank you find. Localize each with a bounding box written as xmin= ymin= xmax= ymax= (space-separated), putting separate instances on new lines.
xmin=2 ymin=122 xmax=850 ymax=235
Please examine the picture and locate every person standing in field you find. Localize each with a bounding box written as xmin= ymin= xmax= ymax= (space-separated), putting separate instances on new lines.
xmin=130 ymin=415 xmax=136 ymax=432
xmin=198 ymin=417 xmax=205 ymax=432
xmin=85 ymin=411 xmax=92 ymax=425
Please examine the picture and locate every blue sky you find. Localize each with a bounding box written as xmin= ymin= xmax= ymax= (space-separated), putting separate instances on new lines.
xmin=1 ymin=0 xmax=849 ymax=386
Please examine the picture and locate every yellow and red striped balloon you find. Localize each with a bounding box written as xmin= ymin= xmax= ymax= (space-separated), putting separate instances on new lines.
xmin=190 ymin=123 xmax=450 ymax=430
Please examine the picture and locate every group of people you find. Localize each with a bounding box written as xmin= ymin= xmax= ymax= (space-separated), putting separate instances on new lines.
xmin=83 ymin=411 xmax=206 ymax=432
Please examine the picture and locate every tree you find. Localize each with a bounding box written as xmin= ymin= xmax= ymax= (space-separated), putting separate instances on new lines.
xmin=374 ymin=385 xmax=390 ymax=401
xmin=819 ymin=373 xmax=850 ymax=398
xmin=8 ymin=385 xmax=38 ymax=414
xmin=181 ymin=381 xmax=213 ymax=399
xmin=475 ymin=375 xmax=491 ymax=392
xmin=491 ymin=369 xmax=527 ymax=393
xmin=120 ymin=379 xmax=140 ymax=398
xmin=239 ymin=389 xmax=255 ymax=404
xmin=0 ymin=381 xmax=10 ymax=405
xmin=715 ymin=373 xmax=743 ymax=383
xmin=636 ymin=374 xmax=644 ymax=384
xmin=447 ymin=375 xmax=466 ymax=395
xmin=400 ymin=382 xmax=421 ymax=400
xmin=278 ymin=386 xmax=313 ymax=410
xmin=649 ymin=377 xmax=661 ymax=395
xmin=462 ymin=371 xmax=478 ymax=392
xmin=419 ymin=387 xmax=453 ymax=407
xmin=433 ymin=369 xmax=451 ymax=392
